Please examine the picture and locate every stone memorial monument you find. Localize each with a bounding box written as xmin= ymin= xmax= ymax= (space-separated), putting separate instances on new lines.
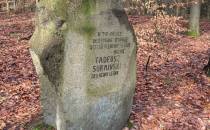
xmin=29 ymin=0 xmax=137 ymax=130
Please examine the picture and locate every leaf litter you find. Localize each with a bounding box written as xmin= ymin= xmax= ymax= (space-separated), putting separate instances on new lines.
xmin=0 ymin=12 xmax=209 ymax=130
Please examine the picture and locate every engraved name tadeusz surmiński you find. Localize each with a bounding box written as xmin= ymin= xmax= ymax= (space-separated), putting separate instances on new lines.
xmin=90 ymin=31 xmax=130 ymax=79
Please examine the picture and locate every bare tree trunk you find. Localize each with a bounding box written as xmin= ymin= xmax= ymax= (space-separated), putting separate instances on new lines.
xmin=13 ymin=0 xmax=16 ymax=11
xmin=16 ymin=0 xmax=25 ymax=12
xmin=188 ymin=1 xmax=200 ymax=37
xmin=175 ymin=0 xmax=181 ymax=17
xmin=6 ymin=0 xmax=9 ymax=13
xmin=180 ymin=7 xmax=187 ymax=17
xmin=207 ymin=0 xmax=210 ymax=19
xmin=176 ymin=6 xmax=180 ymax=16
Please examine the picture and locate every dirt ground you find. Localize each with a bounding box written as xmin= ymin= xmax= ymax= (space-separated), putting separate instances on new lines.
xmin=0 ymin=12 xmax=209 ymax=130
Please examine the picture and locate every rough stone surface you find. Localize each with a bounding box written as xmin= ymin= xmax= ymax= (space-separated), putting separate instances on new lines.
xmin=30 ymin=0 xmax=137 ymax=130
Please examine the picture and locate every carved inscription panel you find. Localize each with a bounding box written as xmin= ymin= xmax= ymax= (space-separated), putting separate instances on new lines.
xmin=89 ymin=31 xmax=131 ymax=80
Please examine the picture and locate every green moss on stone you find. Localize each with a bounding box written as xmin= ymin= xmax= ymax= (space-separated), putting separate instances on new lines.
xmin=81 ymin=0 xmax=96 ymax=15
xmin=127 ymin=120 xmax=134 ymax=129
xmin=55 ymin=0 xmax=68 ymax=19
xmin=64 ymin=0 xmax=96 ymax=41
xmin=79 ymin=0 xmax=96 ymax=40
xmin=80 ymin=21 xmax=96 ymax=40
xmin=39 ymin=0 xmax=67 ymax=19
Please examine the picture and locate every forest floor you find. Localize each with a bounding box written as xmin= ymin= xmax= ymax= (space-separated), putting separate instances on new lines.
xmin=0 ymin=12 xmax=209 ymax=130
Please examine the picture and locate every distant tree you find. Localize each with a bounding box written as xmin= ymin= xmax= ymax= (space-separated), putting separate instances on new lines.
xmin=207 ymin=0 xmax=210 ymax=19
xmin=5 ymin=0 xmax=10 ymax=12
xmin=188 ymin=0 xmax=201 ymax=36
xmin=16 ymin=0 xmax=26 ymax=12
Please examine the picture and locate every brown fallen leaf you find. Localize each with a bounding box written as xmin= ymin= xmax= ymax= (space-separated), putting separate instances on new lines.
xmin=0 ymin=120 xmax=6 ymax=130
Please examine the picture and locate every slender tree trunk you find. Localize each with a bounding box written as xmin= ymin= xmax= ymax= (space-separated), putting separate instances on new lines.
xmin=176 ymin=6 xmax=180 ymax=16
xmin=207 ymin=0 xmax=210 ymax=19
xmin=176 ymin=0 xmax=181 ymax=17
xmin=6 ymin=0 xmax=9 ymax=13
xmin=188 ymin=1 xmax=201 ymax=37
xmin=180 ymin=7 xmax=187 ymax=18
xmin=13 ymin=0 xmax=16 ymax=11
